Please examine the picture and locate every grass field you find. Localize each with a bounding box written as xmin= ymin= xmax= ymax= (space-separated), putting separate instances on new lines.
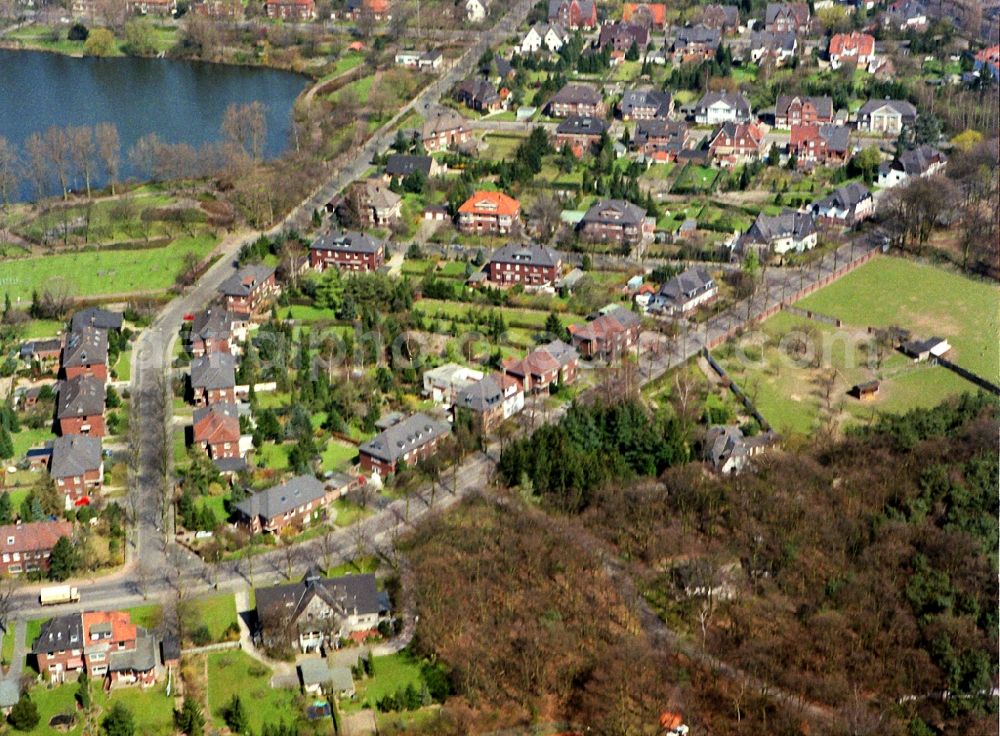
xmin=797 ymin=257 xmax=1000 ymax=381
xmin=18 ymin=680 xmax=175 ymax=736
xmin=187 ymin=592 xmax=239 ymax=642
xmin=321 ymin=439 xmax=358 ymax=472
xmin=124 ymin=603 xmax=163 ymax=630
xmin=415 ymin=298 xmax=583 ymax=331
xmin=1 ymin=234 xmax=218 ymax=302
xmin=10 ymin=427 xmax=55 ymax=460
xmin=341 ymin=651 xmax=427 ymax=713
xmin=206 ymin=650 xmax=302 ymax=733
xmin=2 ymin=625 xmax=14 ymax=666
xmin=331 ymin=497 xmax=371 ymax=528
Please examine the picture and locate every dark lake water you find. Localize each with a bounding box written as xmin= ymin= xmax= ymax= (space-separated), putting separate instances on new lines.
xmin=0 ymin=49 xmax=308 ymax=200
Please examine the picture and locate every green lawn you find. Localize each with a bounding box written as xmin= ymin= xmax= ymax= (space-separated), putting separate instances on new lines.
xmin=21 ymin=680 xmax=176 ymax=736
xmin=327 ymin=555 xmax=380 ymax=577
xmin=2 ymin=624 xmax=14 ymax=666
xmin=0 ymin=234 xmax=218 ymax=302
xmin=20 ymin=319 xmax=65 ymax=339
xmin=112 ymin=348 xmax=132 ymax=382
xmin=256 ymin=442 xmax=290 ymax=471
xmin=196 ymin=494 xmax=230 ymax=525
xmin=331 ymin=497 xmax=371 ymax=528
xmin=124 ymin=603 xmax=163 ymax=630
xmin=206 ymin=650 xmax=302 ymax=733
xmin=797 ymin=256 xmax=1000 ymax=381
xmin=186 ymin=592 xmax=238 ymax=642
xmin=10 ymin=427 xmax=55 ymax=461
xmin=416 ymin=299 xmax=583 ymax=331
xmin=321 ymin=439 xmax=358 ymax=472
xmin=342 ymin=651 xmax=427 ymax=713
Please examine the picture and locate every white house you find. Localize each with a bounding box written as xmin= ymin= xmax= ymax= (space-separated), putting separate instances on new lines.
xmin=876 ymin=145 xmax=946 ymax=189
xmin=520 ymin=23 xmax=568 ymax=53
xmin=649 ymin=267 xmax=718 ymax=315
xmin=466 ymin=0 xmax=487 ymax=21
xmin=422 ymin=363 xmax=484 ymax=405
xmin=693 ymin=91 xmax=752 ymax=125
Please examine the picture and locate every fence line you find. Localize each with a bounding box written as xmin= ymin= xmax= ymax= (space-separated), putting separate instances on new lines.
xmin=781 ymin=304 xmax=843 ymax=327
xmin=703 ymin=349 xmax=771 ymax=431
xmin=936 ymin=358 xmax=1000 ymax=396
xmin=181 ymin=641 xmax=241 ymax=655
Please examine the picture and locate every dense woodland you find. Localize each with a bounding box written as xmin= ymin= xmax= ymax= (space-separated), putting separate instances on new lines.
xmin=397 ymin=393 xmax=998 ymax=735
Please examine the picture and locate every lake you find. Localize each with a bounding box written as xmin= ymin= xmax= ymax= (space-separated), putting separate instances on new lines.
xmin=0 ymin=49 xmax=308 ymax=200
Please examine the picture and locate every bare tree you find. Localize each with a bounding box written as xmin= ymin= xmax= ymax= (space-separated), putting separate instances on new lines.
xmin=318 ymin=526 xmax=337 ymax=571
xmin=95 ymin=122 xmax=121 ymax=195
xmin=68 ymin=126 xmax=97 ymax=198
xmin=528 ymin=192 xmax=563 ymax=242
xmin=0 ymin=578 xmax=21 ymax=640
xmin=134 ymin=562 xmax=155 ymax=600
xmin=0 ymin=135 xmax=19 ymax=208
xmin=222 ymin=102 xmax=267 ymax=161
xmin=43 ymin=126 xmax=73 ymax=200
xmin=23 ymin=132 xmax=49 ymax=201
xmin=129 ymin=132 xmax=164 ymax=182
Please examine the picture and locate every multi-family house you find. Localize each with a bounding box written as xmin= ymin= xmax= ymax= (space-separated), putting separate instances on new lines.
xmin=828 ymin=31 xmax=876 ymax=69
xmin=502 ymin=340 xmax=579 ymax=393
xmin=811 ymin=182 xmax=875 ymax=226
xmin=61 ymin=327 xmax=108 ymax=382
xmin=569 ymin=307 xmax=642 ymax=360
xmin=739 ymin=211 xmax=818 ymax=255
xmin=57 ymin=375 xmax=106 ymax=437
xmin=82 ymin=611 xmax=158 ymax=688
xmin=420 ymin=111 xmax=472 ymax=151
xmin=49 ymin=435 xmax=103 ymax=508
xmin=764 ymin=2 xmax=810 ymax=33
xmin=485 ymin=244 xmax=563 ymax=286
xmin=789 ymin=123 xmax=851 ymax=167
xmin=218 ymin=265 xmax=278 ymax=314
xmin=234 ymin=475 xmax=329 ymax=534
xmin=0 ymin=521 xmax=74 ymax=577
xmin=358 ymin=413 xmax=450 ymax=476
xmin=876 ymin=145 xmax=947 ymax=188
xmin=622 ymin=2 xmax=667 ymax=28
xmin=597 ymin=22 xmax=650 ymax=52
xmin=708 ymin=121 xmax=766 ymax=167
xmin=189 ymin=353 xmax=237 ymax=407
xmin=519 ymin=23 xmax=569 ymax=53
xmin=31 ymin=613 xmax=84 ymax=680
xmin=310 ymin=231 xmax=386 ymax=273
xmin=579 ymin=199 xmax=653 ymax=245
xmin=191 ymin=403 xmax=247 ymax=473
xmin=453 ymin=373 xmax=524 ymax=433
xmin=188 ymin=308 xmax=246 ymax=358
xmin=422 ymin=364 xmax=484 ymax=406
xmin=748 ymin=30 xmax=796 ymax=65
xmin=618 ymin=88 xmax=672 ymax=120
xmin=264 ymin=0 xmax=316 ymax=19
xmin=651 ymin=267 xmax=717 ymax=315
xmin=457 ymin=191 xmax=521 ymax=234
xmin=856 ymin=98 xmax=918 ymax=135
xmin=547 ymin=0 xmax=596 ymax=29
xmin=699 ymin=3 xmax=740 ymax=32
xmin=693 ymin=91 xmax=752 ymax=125
xmin=669 ymin=25 xmax=721 ymax=63
xmin=774 ymin=95 xmax=834 ymax=127
xmin=546 ymin=83 xmax=604 ymax=118
xmin=554 ymin=116 xmax=608 ymax=156
xmin=344 ymin=180 xmax=402 ymax=228
xmin=632 ymin=120 xmax=689 ymax=162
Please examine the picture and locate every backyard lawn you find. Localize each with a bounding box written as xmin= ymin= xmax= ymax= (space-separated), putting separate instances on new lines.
xmin=21 ymin=679 xmax=177 ymax=736
xmin=341 ymin=651 xmax=427 ymax=713
xmin=321 ymin=439 xmax=358 ymax=472
xmin=186 ymin=592 xmax=239 ymax=642
xmin=206 ymin=650 xmax=302 ymax=733
xmin=10 ymin=427 xmax=55 ymax=460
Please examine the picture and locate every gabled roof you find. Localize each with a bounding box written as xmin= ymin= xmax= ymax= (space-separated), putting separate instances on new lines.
xmin=556 ymin=115 xmax=609 ymax=136
xmin=458 ymin=191 xmax=521 ymax=217
xmin=191 ymin=308 xmax=237 ymax=342
xmin=775 ymin=95 xmax=833 ymax=119
xmin=622 ymin=3 xmax=666 ymax=26
xmin=829 ymin=31 xmax=875 ymax=57
xmin=619 ymin=88 xmax=672 ymax=118
xmin=359 ymin=413 xmax=450 ymax=464
xmin=695 ymin=90 xmax=751 ymax=113
xmin=421 ymin=110 xmax=469 ymax=139
xmin=82 ymin=610 xmax=137 ymax=648
xmin=569 ymin=307 xmax=641 ymax=342
xmin=700 ymin=3 xmax=739 ymax=28
xmin=749 ymin=30 xmax=796 ymax=52
xmin=109 ymin=630 xmax=157 ymax=673
xmin=218 ymin=265 xmax=275 ymax=298
xmin=581 ymin=198 xmax=647 ymax=227
xmin=549 ymin=82 xmax=603 ymax=106
xmin=659 ymin=267 xmax=715 ymax=303
xmin=70 ymin=307 xmax=123 ymax=333
xmin=190 ymin=353 xmax=237 ymax=391
xmin=235 ymin=474 xmax=326 ymax=522
xmin=710 ymin=121 xmax=764 ymax=147
xmin=385 ymin=154 xmax=433 ymax=178
xmin=62 ymin=327 xmax=109 ymax=369
xmin=812 ymin=182 xmax=872 ymax=212
xmin=192 ymin=403 xmax=241 ymax=445
xmin=858 ymin=98 xmax=917 ymax=118
xmin=634 ymin=119 xmax=687 ymax=143
xmin=50 ymin=434 xmax=102 ymax=478
xmin=256 ymin=570 xmax=385 ymax=631
xmin=765 ymin=2 xmax=809 ymax=25
xmin=357 ymin=179 xmax=402 ymax=210
xmin=57 ymin=375 xmax=105 ymax=418
xmin=488 ymin=243 xmax=562 ymax=268
xmin=598 ymin=22 xmax=649 ymax=49
xmin=894 ymin=145 xmax=946 ymax=176
xmin=503 ymin=339 xmax=578 ymax=378
xmin=547 ymin=0 xmax=595 ymax=20
xmin=311 ymin=230 xmax=384 ymax=254
xmin=745 ymin=210 xmax=816 ymax=243
xmin=672 ymin=23 xmax=721 ymax=47
xmin=454 ymin=373 xmax=519 ymax=412
xmin=455 ymin=76 xmax=500 ymax=105
xmin=20 ymin=337 xmax=62 ymax=360
xmin=32 ymin=612 xmax=83 ymax=654
xmin=790 ymin=123 xmax=849 ymax=152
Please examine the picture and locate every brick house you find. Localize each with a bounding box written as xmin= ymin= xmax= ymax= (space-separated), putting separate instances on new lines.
xmin=188 ymin=308 xmax=246 ymax=358
xmin=57 ymin=375 xmax=106 ymax=437
xmin=708 ymin=121 xmax=766 ymax=167
xmin=457 ymin=191 xmax=521 ymax=234
xmin=234 ymin=475 xmax=328 ymax=534
xmin=191 ymin=403 xmax=245 ymax=472
xmin=0 ymin=520 xmax=73 ymax=577
xmin=61 ymin=327 xmax=108 ymax=382
xmin=774 ymin=95 xmax=834 ymax=128
xmin=454 ymin=77 xmax=504 ymax=112
xmin=31 ymin=614 xmax=83 ymax=680
xmin=764 ymin=2 xmax=809 ymax=33
xmin=218 ymin=265 xmax=278 ymax=314
xmin=189 ymin=353 xmax=237 ymax=407
xmin=554 ymin=116 xmax=608 ymax=157
xmin=699 ymin=3 xmax=739 ymax=32
xmin=829 ymin=32 xmax=876 ymax=69
xmin=597 ymin=22 xmax=649 ymax=53
xmin=632 ymin=120 xmax=689 ymax=162
xmin=421 ymin=111 xmax=472 ymax=152
xmin=622 ymin=2 xmax=666 ymax=28
xmin=547 ymin=0 xmax=596 ymax=29
xmin=502 ymin=339 xmax=579 ymax=393
xmin=49 ymin=435 xmax=103 ymax=508
xmin=359 ymin=413 xmax=450 ymax=476
xmin=20 ymin=338 xmax=63 ymax=370
xmin=669 ymin=25 xmax=721 ymax=63
xmin=579 ymin=199 xmax=653 ymax=245
xmin=789 ymin=123 xmax=850 ymax=167
xmin=569 ymin=307 xmax=641 ymax=360
xmin=618 ymin=88 xmax=672 ymax=120
xmin=264 ymin=0 xmax=316 ymax=19
xmin=453 ymin=373 xmax=524 ymax=434
xmin=546 ymin=83 xmax=604 ymax=118
xmin=82 ymin=611 xmax=158 ymax=688
xmin=192 ymin=0 xmax=244 ymax=18
xmin=486 ymin=244 xmax=563 ymax=286
xmin=310 ymin=231 xmax=386 ymax=273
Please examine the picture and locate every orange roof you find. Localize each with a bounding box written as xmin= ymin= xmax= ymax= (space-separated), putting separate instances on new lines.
xmin=365 ymin=0 xmax=389 ymax=12
xmin=829 ymin=31 xmax=874 ymax=57
xmin=348 ymin=41 xmax=364 ymax=51
xmin=193 ymin=406 xmax=240 ymax=444
xmin=660 ymin=711 xmax=684 ymax=729
xmin=82 ymin=611 xmax=137 ymax=643
xmin=458 ymin=190 xmax=521 ymax=217
xmin=976 ymin=44 xmax=1000 ymax=64
xmin=623 ymin=2 xmax=666 ymax=26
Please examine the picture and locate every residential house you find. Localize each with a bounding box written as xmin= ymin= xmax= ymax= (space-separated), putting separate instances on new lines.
xmin=453 ymin=373 xmax=524 ymax=433
xmin=811 ymin=182 xmax=875 ymax=225
xmin=70 ymin=307 xmax=123 ymax=333
xmin=708 ymin=121 xmax=766 ymax=167
xmin=218 ymin=265 xmax=278 ymax=314
xmin=264 ymin=0 xmax=316 ymax=19
xmin=579 ymin=199 xmax=653 ymax=245
xmin=974 ymin=44 xmax=1000 ymax=81
xmin=828 ymin=31 xmax=876 ymax=69
xmin=189 ymin=353 xmax=237 ymax=407
xmin=652 ymin=267 xmax=717 ymax=315
xmin=764 ymin=2 xmax=810 ymax=33
xmin=457 ymin=191 xmax=521 ymax=234
xmin=622 ymin=2 xmax=666 ymax=28
xmin=82 ymin=611 xmax=158 ymax=688
xmin=192 ymin=403 xmax=247 ymax=473
xmin=49 ymin=434 xmax=103 ymax=508
xmin=740 ymin=210 xmax=817 ymax=255
xmin=789 ymin=123 xmax=851 ymax=167
xmin=384 ymin=154 xmax=439 ymax=181
xmin=465 ymin=0 xmax=487 ymax=21
xmin=547 ymin=0 xmax=596 ymax=29
xmin=345 ymin=179 xmax=402 ymax=228
xmin=876 ymin=145 xmax=946 ymax=188
xmin=705 ymin=425 xmax=777 ymax=473
xmin=856 ymin=98 xmax=918 ymax=135
xmin=299 ymin=660 xmax=356 ymax=697
xmin=310 ymin=231 xmax=386 ymax=273
xmin=748 ymin=30 xmax=796 ymax=65
xmin=395 ymin=49 xmax=442 ymax=69
xmin=31 ymin=613 xmax=84 ymax=680
xmin=569 ymin=307 xmax=641 ymax=360
xmin=235 ymin=475 xmax=329 ymax=534
xmin=126 ymin=0 xmax=175 ymax=14
xmin=486 ymin=243 xmax=563 ymax=286
xmin=454 ymin=77 xmax=503 ymax=112
xmin=546 ymin=82 xmax=604 ymax=118
xmin=0 ymin=520 xmax=73 ymax=577
xmin=422 ymin=363 xmax=484 ymax=405
xmin=420 ymin=111 xmax=472 ymax=151
xmin=61 ymin=327 xmax=108 ymax=382
xmin=669 ymin=25 xmax=721 ymax=63
xmin=57 ymin=375 xmax=106 ymax=437
xmin=188 ymin=308 xmax=245 ymax=358
xmin=519 ymin=23 xmax=569 ymax=54
xmin=699 ymin=4 xmax=739 ymax=32
xmin=883 ymin=0 xmax=927 ymax=30
xmin=774 ymin=95 xmax=834 ymax=127
xmin=619 ymin=88 xmax=672 ymax=120
xmin=192 ymin=0 xmax=244 ymax=18
xmin=597 ymin=22 xmax=650 ymax=53
xmin=555 ymin=115 xmax=609 ymax=156
xmin=255 ymin=567 xmax=389 ymax=652
xmin=358 ymin=412 xmax=450 ymax=476
xmin=632 ymin=120 xmax=689 ymax=162
xmin=502 ymin=340 xmax=579 ymax=393
xmin=20 ymin=338 xmax=63 ymax=370
xmin=345 ymin=0 xmax=390 ymax=19
xmin=693 ymin=91 xmax=752 ymax=124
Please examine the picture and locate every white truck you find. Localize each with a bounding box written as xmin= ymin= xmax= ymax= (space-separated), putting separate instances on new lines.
xmin=39 ymin=585 xmax=80 ymax=605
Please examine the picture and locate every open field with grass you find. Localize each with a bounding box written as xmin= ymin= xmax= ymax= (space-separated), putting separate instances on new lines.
xmin=206 ymin=650 xmax=302 ymax=733
xmin=187 ymin=592 xmax=239 ymax=642
xmin=341 ymin=651 xmax=427 ymax=713
xmin=796 ymin=257 xmax=1000 ymax=382
xmin=321 ymin=439 xmax=358 ymax=472
xmin=10 ymin=427 xmax=55 ymax=460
